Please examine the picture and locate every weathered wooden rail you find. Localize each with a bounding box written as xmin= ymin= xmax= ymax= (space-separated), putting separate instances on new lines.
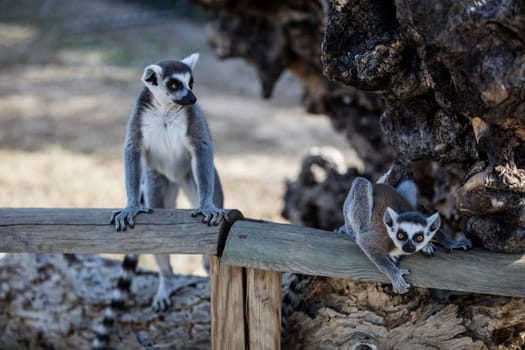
xmin=1 ymin=208 xmax=525 ymax=349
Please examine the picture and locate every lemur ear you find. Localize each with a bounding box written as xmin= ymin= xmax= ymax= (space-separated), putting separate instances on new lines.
xmin=383 ymin=207 xmax=398 ymax=229
xmin=142 ymin=64 xmax=162 ymax=86
xmin=427 ymin=212 xmax=441 ymax=235
xmin=182 ymin=52 xmax=199 ymax=70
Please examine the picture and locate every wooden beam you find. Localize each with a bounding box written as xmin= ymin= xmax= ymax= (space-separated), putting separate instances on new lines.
xmin=221 ymin=220 xmax=525 ymax=298
xmin=0 ymin=208 xmax=240 ymax=255
xmin=246 ymin=268 xmax=281 ymax=350
xmin=1 ymin=208 xmax=524 ymax=298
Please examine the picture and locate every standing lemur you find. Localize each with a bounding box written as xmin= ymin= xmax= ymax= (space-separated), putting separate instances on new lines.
xmin=93 ymin=53 xmax=227 ymax=350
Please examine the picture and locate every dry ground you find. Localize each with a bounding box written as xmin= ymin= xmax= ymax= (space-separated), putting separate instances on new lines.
xmin=0 ymin=0 xmax=357 ymax=274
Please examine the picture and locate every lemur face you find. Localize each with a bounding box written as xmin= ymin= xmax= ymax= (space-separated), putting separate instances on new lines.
xmin=141 ymin=53 xmax=200 ymax=107
xmin=383 ymin=208 xmax=441 ymax=254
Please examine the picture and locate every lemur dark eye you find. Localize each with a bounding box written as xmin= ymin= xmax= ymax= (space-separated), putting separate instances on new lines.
xmin=414 ymin=233 xmax=424 ymax=243
xmin=189 ymin=78 xmax=193 ymax=89
xmin=169 ymin=80 xmax=181 ymax=90
xmin=396 ymin=231 xmax=407 ymax=241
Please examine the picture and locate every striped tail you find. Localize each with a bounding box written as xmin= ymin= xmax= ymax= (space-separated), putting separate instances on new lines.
xmin=281 ymin=273 xmax=312 ymax=337
xmin=93 ymin=254 xmax=138 ymax=350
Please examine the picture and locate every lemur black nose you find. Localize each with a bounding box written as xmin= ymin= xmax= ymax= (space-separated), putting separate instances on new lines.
xmin=177 ymin=91 xmax=197 ymax=106
xmin=402 ymin=242 xmax=416 ymax=253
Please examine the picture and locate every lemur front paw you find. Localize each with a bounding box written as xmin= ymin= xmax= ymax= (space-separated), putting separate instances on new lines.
xmin=421 ymin=242 xmax=436 ymax=257
xmin=444 ymin=237 xmax=473 ymax=251
xmin=391 ymin=268 xmax=411 ymax=294
xmin=436 ymin=229 xmax=473 ymax=252
xmin=335 ymin=225 xmax=347 ymax=234
xmin=191 ymin=205 xmax=228 ymax=226
xmin=335 ymin=225 xmax=356 ymax=240
xmin=110 ymin=205 xmax=152 ymax=231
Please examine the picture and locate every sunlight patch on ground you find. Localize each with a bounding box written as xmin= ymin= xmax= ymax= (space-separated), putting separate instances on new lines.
xmin=0 ymin=147 xmax=124 ymax=207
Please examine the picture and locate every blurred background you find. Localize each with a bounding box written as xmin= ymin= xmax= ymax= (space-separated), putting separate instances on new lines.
xmin=0 ymin=0 xmax=357 ymax=274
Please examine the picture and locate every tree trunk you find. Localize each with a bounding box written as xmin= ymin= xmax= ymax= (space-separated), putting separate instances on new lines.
xmin=0 ymin=254 xmax=210 ymax=350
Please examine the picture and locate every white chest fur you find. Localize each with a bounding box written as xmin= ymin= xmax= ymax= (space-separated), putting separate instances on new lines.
xmin=141 ymin=107 xmax=192 ymax=183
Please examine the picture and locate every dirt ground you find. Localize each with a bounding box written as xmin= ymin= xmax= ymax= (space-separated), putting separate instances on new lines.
xmin=0 ymin=0 xmax=356 ymax=274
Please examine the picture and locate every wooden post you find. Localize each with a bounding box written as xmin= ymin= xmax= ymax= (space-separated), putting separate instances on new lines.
xmin=210 ymin=259 xmax=282 ymax=350
xmin=212 ymin=215 xmax=283 ymax=350
xmin=210 ymin=255 xmax=246 ymax=350
xmin=246 ymin=268 xmax=281 ymax=350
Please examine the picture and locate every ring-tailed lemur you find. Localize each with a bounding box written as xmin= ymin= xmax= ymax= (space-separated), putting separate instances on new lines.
xmin=344 ymin=176 xmax=440 ymax=294
xmin=281 ymin=173 xmax=473 ymax=338
xmin=281 ymin=178 xmax=428 ymax=335
xmin=93 ymin=53 xmax=227 ymax=350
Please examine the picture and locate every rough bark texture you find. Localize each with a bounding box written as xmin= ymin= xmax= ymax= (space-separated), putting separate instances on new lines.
xmin=0 ymin=254 xmax=210 ymax=350
xmin=284 ymin=277 xmax=525 ymax=350
xmin=321 ymin=0 xmax=525 ymax=253
xmin=2 ymin=253 xmax=524 ymax=350
xmin=281 ymin=147 xmax=358 ymax=231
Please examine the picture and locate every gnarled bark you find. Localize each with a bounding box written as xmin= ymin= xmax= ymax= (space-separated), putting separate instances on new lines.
xmin=284 ymin=277 xmax=525 ymax=350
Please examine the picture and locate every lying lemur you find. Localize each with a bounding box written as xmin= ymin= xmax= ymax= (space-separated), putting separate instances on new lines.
xmin=343 ymin=176 xmax=439 ymax=293
xmin=93 ymin=53 xmax=227 ymax=350
xmin=281 ymin=172 xmax=472 ymax=336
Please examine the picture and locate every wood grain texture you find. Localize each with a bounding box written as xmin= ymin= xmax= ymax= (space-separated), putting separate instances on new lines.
xmin=222 ymin=220 xmax=525 ymax=298
xmin=210 ymin=256 xmax=246 ymax=350
xmin=0 ymin=208 xmax=239 ymax=254
xmin=246 ymin=268 xmax=281 ymax=350
xmin=2 ymin=208 xmax=524 ymax=297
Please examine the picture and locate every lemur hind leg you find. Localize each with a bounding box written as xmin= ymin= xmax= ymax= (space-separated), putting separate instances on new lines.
xmin=435 ymin=228 xmax=472 ymax=251
xmin=152 ymin=254 xmax=176 ymax=312
xmin=144 ymin=170 xmax=180 ymax=312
